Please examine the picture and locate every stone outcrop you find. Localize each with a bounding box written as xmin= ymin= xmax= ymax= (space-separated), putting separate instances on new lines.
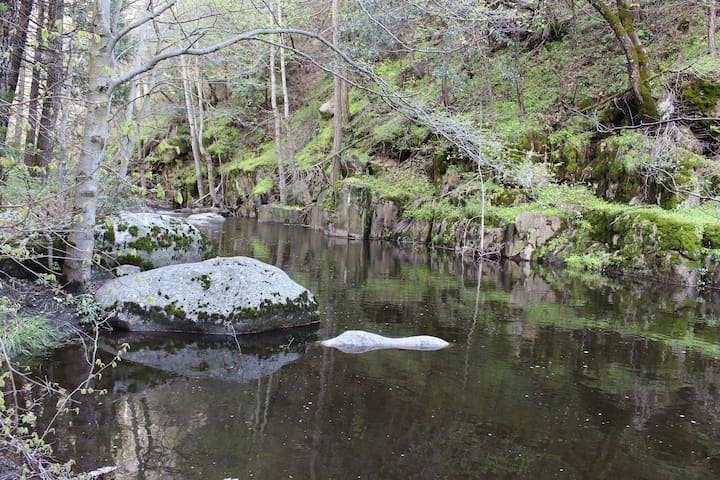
xmin=257 ymin=204 xmax=305 ymax=224
xmin=95 ymin=256 xmax=319 ymax=334
xmin=334 ymin=182 xmax=372 ymax=238
xmin=309 ymin=183 xmax=372 ymax=238
xmin=96 ymin=212 xmax=212 ymax=270
xmin=504 ymin=212 xmax=564 ymax=261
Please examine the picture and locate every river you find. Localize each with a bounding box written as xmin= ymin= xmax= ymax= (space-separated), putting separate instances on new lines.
xmin=38 ymin=219 xmax=720 ymax=479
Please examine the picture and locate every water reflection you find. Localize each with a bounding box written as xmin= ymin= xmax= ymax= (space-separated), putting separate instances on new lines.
xmin=101 ymin=328 xmax=317 ymax=385
xmin=35 ymin=219 xmax=720 ymax=479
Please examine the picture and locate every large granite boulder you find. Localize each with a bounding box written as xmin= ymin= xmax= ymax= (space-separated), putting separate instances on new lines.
xmin=95 ymin=256 xmax=319 ymax=334
xmin=96 ymin=212 xmax=213 ymax=270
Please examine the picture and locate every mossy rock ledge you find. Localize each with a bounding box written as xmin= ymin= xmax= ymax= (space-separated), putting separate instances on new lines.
xmin=95 ymin=257 xmax=320 ymax=334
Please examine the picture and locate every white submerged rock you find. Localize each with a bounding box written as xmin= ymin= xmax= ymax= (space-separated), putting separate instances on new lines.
xmin=320 ymin=330 xmax=449 ymax=354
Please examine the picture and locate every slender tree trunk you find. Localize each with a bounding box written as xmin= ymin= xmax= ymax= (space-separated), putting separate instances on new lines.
xmin=340 ymin=65 xmax=350 ymax=123
xmin=180 ymin=55 xmax=206 ymax=201
xmin=710 ymin=0 xmax=718 ymax=57
xmin=23 ymin=0 xmax=46 ymax=168
xmin=330 ymin=0 xmax=342 ymax=184
xmin=35 ymin=0 xmax=65 ymax=178
xmin=118 ymin=18 xmax=150 ymax=184
xmin=481 ymin=31 xmax=496 ymax=125
xmin=513 ymin=24 xmax=526 ymax=116
xmin=56 ymin=37 xmax=74 ymax=207
xmin=587 ymin=0 xmax=658 ymax=121
xmin=63 ymin=0 xmax=113 ymax=290
xmin=195 ymin=59 xmax=217 ymax=206
xmin=270 ymin=41 xmax=287 ymax=204
xmin=0 ymin=0 xmax=34 ymax=146
xmin=277 ymin=2 xmax=295 ymax=174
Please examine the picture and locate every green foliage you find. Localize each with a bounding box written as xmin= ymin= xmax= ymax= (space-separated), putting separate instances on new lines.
xmin=253 ymin=177 xmax=273 ymax=196
xmin=295 ymin=120 xmax=334 ymax=169
xmin=205 ymin=116 xmax=243 ymax=160
xmin=70 ymin=293 xmax=103 ymax=324
xmin=223 ymin=142 xmax=277 ymax=174
xmin=348 ymin=170 xmax=433 ymax=205
xmin=549 ymin=126 xmax=594 ymax=174
xmin=0 ymin=315 xmax=58 ymax=357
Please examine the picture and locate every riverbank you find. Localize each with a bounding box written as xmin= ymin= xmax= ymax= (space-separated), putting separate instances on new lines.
xmin=252 ymin=178 xmax=720 ymax=289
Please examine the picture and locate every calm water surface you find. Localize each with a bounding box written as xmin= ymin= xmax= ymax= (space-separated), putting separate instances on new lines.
xmin=39 ymin=219 xmax=720 ymax=479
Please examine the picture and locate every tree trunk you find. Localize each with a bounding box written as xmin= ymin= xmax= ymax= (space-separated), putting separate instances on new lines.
xmin=340 ymin=65 xmax=350 ymax=123
xmin=513 ymin=22 xmax=526 ymax=116
xmin=63 ymin=0 xmax=114 ymax=290
xmin=587 ymin=0 xmax=658 ymax=121
xmin=0 ymin=0 xmax=33 ymax=145
xmin=118 ymin=18 xmax=150 ymax=185
xmin=194 ymin=59 xmax=218 ymax=206
xmin=55 ymin=37 xmax=74 ymax=208
xmin=330 ymin=0 xmax=342 ymax=185
xmin=23 ymin=0 xmax=46 ymax=168
xmin=180 ymin=55 xmax=206 ymax=201
xmin=270 ymin=41 xmax=287 ymax=204
xmin=711 ymin=0 xmax=718 ymax=57
xmin=279 ymin=32 xmax=296 ymax=174
xmin=35 ymin=0 xmax=65 ymax=178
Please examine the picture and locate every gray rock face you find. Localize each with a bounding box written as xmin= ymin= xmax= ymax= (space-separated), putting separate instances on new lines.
xmin=504 ymin=212 xmax=563 ymax=261
xmin=257 ymin=204 xmax=306 ymax=224
xmin=95 ymin=256 xmax=319 ymax=334
xmin=320 ymin=330 xmax=449 ymax=354
xmin=97 ymin=212 xmax=213 ymax=270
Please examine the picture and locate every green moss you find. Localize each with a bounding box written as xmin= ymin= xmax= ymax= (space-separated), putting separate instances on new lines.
xmin=116 ymin=253 xmax=154 ymax=270
xmin=703 ymin=224 xmax=720 ymax=249
xmin=128 ymin=225 xmax=139 ymax=236
xmin=295 ymin=120 xmax=334 ymax=169
xmin=102 ymin=221 xmax=115 ymax=243
xmin=253 ymin=177 xmax=273 ymax=196
xmin=348 ymin=171 xmax=433 ymax=206
xmin=193 ymin=274 xmax=212 ymax=290
xmin=681 ymin=76 xmax=720 ymax=113
xmin=127 ymin=235 xmax=156 ymax=252
xmin=163 ymin=303 xmax=187 ymax=320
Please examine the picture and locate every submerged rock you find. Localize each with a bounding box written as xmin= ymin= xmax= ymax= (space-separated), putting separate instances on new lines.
xmin=95 ymin=256 xmax=319 ymax=334
xmin=96 ymin=212 xmax=213 ymax=271
xmin=320 ymin=330 xmax=449 ymax=354
xmin=186 ymin=212 xmax=226 ymax=228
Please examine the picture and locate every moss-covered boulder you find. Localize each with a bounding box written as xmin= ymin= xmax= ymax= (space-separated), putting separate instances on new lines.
xmin=96 ymin=212 xmax=213 ymax=271
xmin=95 ymin=256 xmax=320 ymax=334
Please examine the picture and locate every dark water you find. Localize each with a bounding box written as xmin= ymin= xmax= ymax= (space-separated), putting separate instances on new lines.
xmin=38 ymin=219 xmax=720 ymax=479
